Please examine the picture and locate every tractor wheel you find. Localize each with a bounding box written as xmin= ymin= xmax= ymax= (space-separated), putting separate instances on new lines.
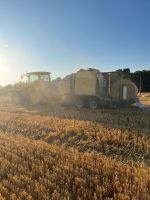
xmin=88 ymin=97 xmax=99 ymax=109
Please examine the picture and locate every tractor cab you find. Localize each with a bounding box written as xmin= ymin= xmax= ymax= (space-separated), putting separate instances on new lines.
xmin=21 ymin=72 xmax=51 ymax=83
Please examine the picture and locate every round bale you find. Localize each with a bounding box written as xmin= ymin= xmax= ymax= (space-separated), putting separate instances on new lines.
xmin=110 ymin=79 xmax=138 ymax=100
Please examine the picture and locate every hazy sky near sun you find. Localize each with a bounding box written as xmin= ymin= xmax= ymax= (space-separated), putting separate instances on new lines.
xmin=0 ymin=0 xmax=150 ymax=85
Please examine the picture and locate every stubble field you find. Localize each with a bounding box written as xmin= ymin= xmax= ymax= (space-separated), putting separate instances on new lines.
xmin=0 ymin=94 xmax=150 ymax=200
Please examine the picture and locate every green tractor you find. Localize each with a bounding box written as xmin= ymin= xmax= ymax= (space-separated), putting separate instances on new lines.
xmin=11 ymin=71 xmax=60 ymax=105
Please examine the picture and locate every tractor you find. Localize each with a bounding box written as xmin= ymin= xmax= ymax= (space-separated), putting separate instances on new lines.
xmin=11 ymin=71 xmax=60 ymax=105
xmin=11 ymin=68 xmax=139 ymax=109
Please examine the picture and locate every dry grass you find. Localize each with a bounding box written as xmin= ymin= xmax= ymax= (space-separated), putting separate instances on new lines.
xmin=0 ymin=111 xmax=150 ymax=166
xmin=0 ymin=94 xmax=149 ymax=199
xmin=0 ymin=133 xmax=150 ymax=200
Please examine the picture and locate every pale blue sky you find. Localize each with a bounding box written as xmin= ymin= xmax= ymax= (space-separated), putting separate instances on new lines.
xmin=0 ymin=0 xmax=150 ymax=85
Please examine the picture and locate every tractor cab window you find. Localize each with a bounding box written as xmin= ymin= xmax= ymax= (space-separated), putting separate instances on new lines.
xmin=40 ymin=74 xmax=50 ymax=82
xmin=29 ymin=74 xmax=39 ymax=82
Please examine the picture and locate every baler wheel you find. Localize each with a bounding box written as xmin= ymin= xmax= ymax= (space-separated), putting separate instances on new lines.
xmin=88 ymin=97 xmax=99 ymax=109
xmin=74 ymin=98 xmax=84 ymax=109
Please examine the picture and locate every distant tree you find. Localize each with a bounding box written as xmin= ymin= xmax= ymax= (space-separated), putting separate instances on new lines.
xmin=123 ymin=68 xmax=130 ymax=73
xmin=135 ymin=70 xmax=150 ymax=75
xmin=134 ymin=70 xmax=150 ymax=92
xmin=115 ymin=68 xmax=130 ymax=73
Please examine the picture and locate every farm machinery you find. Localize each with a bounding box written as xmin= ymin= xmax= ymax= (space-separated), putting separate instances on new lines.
xmin=11 ymin=71 xmax=60 ymax=104
xmin=59 ymin=69 xmax=138 ymax=109
xmin=11 ymin=68 xmax=138 ymax=108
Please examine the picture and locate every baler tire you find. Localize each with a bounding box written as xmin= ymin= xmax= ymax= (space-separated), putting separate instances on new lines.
xmin=74 ymin=98 xmax=84 ymax=109
xmin=88 ymin=98 xmax=99 ymax=109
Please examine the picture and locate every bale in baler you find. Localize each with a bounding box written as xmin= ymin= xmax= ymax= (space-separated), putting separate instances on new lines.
xmin=110 ymin=79 xmax=138 ymax=100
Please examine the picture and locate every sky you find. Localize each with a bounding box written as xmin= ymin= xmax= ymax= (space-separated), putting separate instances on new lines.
xmin=0 ymin=0 xmax=150 ymax=85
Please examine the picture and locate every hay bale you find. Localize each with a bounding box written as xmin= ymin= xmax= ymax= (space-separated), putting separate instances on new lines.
xmin=110 ymin=79 xmax=138 ymax=100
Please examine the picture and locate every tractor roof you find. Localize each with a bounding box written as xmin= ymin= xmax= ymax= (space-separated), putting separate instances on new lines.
xmin=27 ymin=71 xmax=51 ymax=75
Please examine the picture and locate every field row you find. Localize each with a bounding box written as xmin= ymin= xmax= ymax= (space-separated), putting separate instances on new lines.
xmin=0 ymin=132 xmax=150 ymax=200
xmin=0 ymin=111 xmax=150 ymax=165
xmin=0 ymin=102 xmax=150 ymax=133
